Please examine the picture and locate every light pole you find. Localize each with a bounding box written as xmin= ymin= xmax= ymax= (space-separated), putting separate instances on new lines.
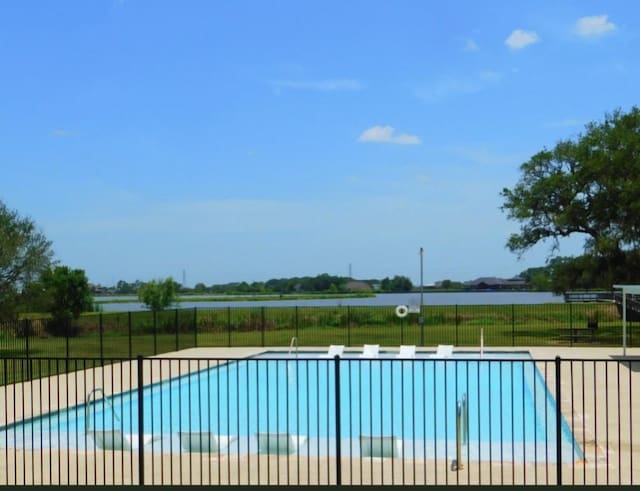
xmin=419 ymin=247 xmax=424 ymax=346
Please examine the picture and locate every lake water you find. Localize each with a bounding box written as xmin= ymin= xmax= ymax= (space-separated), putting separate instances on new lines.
xmin=96 ymin=291 xmax=564 ymax=312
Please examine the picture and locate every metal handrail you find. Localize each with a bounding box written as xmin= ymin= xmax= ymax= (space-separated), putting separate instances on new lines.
xmin=453 ymin=392 xmax=468 ymax=471
xmin=288 ymin=336 xmax=298 ymax=357
xmin=85 ymin=387 xmax=120 ymax=433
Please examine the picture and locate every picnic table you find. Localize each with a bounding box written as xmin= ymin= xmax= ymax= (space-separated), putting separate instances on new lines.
xmin=559 ymin=320 xmax=598 ymax=343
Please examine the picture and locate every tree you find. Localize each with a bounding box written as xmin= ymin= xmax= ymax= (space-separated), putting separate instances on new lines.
xmin=137 ymin=278 xmax=178 ymax=311
xmin=193 ymin=282 xmax=207 ymax=294
xmin=518 ymin=267 xmax=552 ymax=291
xmin=0 ymin=200 xmax=54 ymax=318
xmin=381 ymin=275 xmax=413 ymax=292
xmin=501 ymin=107 xmax=640 ymax=290
xmin=439 ymin=279 xmax=464 ymax=290
xmin=39 ymin=266 xmax=94 ymax=336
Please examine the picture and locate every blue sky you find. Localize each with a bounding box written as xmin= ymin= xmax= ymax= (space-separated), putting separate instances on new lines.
xmin=2 ymin=1 xmax=638 ymax=287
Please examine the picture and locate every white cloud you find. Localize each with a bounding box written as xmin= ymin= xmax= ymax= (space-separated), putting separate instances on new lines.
xmin=271 ymin=79 xmax=363 ymax=91
xmin=575 ymin=15 xmax=616 ymax=37
xmin=505 ymin=29 xmax=540 ymax=50
xmin=357 ymin=126 xmax=421 ymax=145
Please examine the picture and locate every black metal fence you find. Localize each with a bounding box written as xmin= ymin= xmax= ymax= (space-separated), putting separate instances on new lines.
xmin=0 ymin=303 xmax=635 ymax=362
xmin=1 ymin=355 xmax=638 ymax=485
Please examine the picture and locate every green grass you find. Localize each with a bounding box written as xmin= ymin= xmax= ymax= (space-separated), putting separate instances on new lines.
xmin=2 ymin=302 xmax=636 ymax=384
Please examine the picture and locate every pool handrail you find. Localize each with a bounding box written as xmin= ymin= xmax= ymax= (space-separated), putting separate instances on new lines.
xmin=85 ymin=387 xmax=120 ymax=434
xmin=453 ymin=392 xmax=468 ymax=471
xmin=288 ymin=336 xmax=299 ymax=357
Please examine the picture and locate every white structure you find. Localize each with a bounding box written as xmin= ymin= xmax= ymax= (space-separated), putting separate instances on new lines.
xmin=613 ymin=284 xmax=640 ymax=356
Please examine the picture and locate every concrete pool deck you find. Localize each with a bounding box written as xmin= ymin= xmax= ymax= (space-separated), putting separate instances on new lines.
xmin=1 ymin=346 xmax=639 ymax=485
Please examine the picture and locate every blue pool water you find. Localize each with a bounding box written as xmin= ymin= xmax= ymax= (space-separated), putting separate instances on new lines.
xmin=1 ymin=353 xmax=583 ymax=462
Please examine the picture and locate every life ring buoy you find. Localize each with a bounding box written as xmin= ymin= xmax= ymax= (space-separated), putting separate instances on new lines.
xmin=395 ymin=305 xmax=409 ymax=318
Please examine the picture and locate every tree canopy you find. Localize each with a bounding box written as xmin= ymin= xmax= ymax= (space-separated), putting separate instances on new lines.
xmin=501 ymin=107 xmax=640 ymax=289
xmin=380 ymin=275 xmax=414 ymax=292
xmin=138 ymin=278 xmax=179 ymax=311
xmin=0 ymin=200 xmax=54 ymax=318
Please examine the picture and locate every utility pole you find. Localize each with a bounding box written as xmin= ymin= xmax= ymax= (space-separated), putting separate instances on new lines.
xmin=420 ymin=247 xmax=424 ymax=346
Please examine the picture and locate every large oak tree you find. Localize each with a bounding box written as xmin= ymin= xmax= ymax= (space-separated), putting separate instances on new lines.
xmin=501 ymin=107 xmax=640 ymax=289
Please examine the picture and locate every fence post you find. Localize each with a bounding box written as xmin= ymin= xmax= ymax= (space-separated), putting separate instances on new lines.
xmin=137 ymin=355 xmax=145 ymax=485
xmin=24 ymin=319 xmax=31 ymax=380
xmin=569 ymin=303 xmax=573 ymax=347
xmin=153 ymin=311 xmax=157 ymax=355
xmin=65 ymin=318 xmax=70 ymax=359
xmin=175 ymin=309 xmax=179 ymax=351
xmin=420 ymin=305 xmax=424 ymax=347
xmin=128 ymin=311 xmax=132 ymax=358
xmin=99 ymin=313 xmax=104 ymax=360
xmin=261 ymin=307 xmax=265 ymax=347
xmin=334 ymin=354 xmax=342 ymax=486
xmin=193 ymin=307 xmax=198 ymax=348
xmin=23 ymin=319 xmax=30 ymax=358
xmin=347 ymin=307 xmax=351 ymax=347
xmin=227 ymin=307 xmax=231 ymax=348
xmin=455 ymin=305 xmax=459 ymax=344
xmin=511 ymin=304 xmax=515 ymax=347
xmin=554 ymin=356 xmax=562 ymax=485
xmin=347 ymin=306 xmax=351 ymax=346
xmin=455 ymin=305 xmax=459 ymax=346
xmin=295 ymin=306 xmax=299 ymax=340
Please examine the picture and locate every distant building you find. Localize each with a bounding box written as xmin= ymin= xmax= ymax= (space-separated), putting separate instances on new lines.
xmin=464 ymin=276 xmax=527 ymax=290
xmin=345 ymin=280 xmax=373 ymax=292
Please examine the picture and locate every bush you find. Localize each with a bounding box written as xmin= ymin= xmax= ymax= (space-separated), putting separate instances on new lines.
xmin=45 ymin=317 xmax=80 ymax=337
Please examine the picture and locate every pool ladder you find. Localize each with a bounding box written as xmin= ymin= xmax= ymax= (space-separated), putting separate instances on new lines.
xmin=85 ymin=388 xmax=120 ymax=434
xmin=288 ymin=336 xmax=298 ymax=357
xmin=452 ymin=392 xmax=468 ymax=471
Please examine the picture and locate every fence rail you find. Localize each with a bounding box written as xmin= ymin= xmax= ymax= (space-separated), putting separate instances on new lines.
xmin=1 ymin=355 xmax=638 ymax=485
xmin=0 ymin=303 xmax=635 ymax=362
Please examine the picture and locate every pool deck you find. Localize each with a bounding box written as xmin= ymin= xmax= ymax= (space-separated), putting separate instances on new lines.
xmin=2 ymin=346 xmax=639 ymax=485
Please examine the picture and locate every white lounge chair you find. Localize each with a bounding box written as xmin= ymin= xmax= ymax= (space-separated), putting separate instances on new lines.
xmin=359 ymin=435 xmax=402 ymax=458
xmin=178 ymin=432 xmax=237 ymax=453
xmin=359 ymin=344 xmax=380 ymax=358
xmin=256 ymin=432 xmax=307 ymax=454
xmin=88 ymin=430 xmax=157 ymax=451
xmin=88 ymin=430 xmax=132 ymax=451
xmin=396 ymin=345 xmax=416 ymax=359
xmin=320 ymin=344 xmax=345 ymax=358
xmin=429 ymin=344 xmax=454 ymax=358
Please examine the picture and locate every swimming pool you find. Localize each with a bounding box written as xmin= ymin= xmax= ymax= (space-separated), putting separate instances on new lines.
xmin=1 ymin=353 xmax=583 ymax=462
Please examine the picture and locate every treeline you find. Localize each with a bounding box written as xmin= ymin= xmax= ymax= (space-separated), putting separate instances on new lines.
xmin=109 ymin=273 xmax=415 ymax=295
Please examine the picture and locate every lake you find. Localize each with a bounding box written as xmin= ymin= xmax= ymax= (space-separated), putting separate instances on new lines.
xmin=96 ymin=291 xmax=564 ymax=312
